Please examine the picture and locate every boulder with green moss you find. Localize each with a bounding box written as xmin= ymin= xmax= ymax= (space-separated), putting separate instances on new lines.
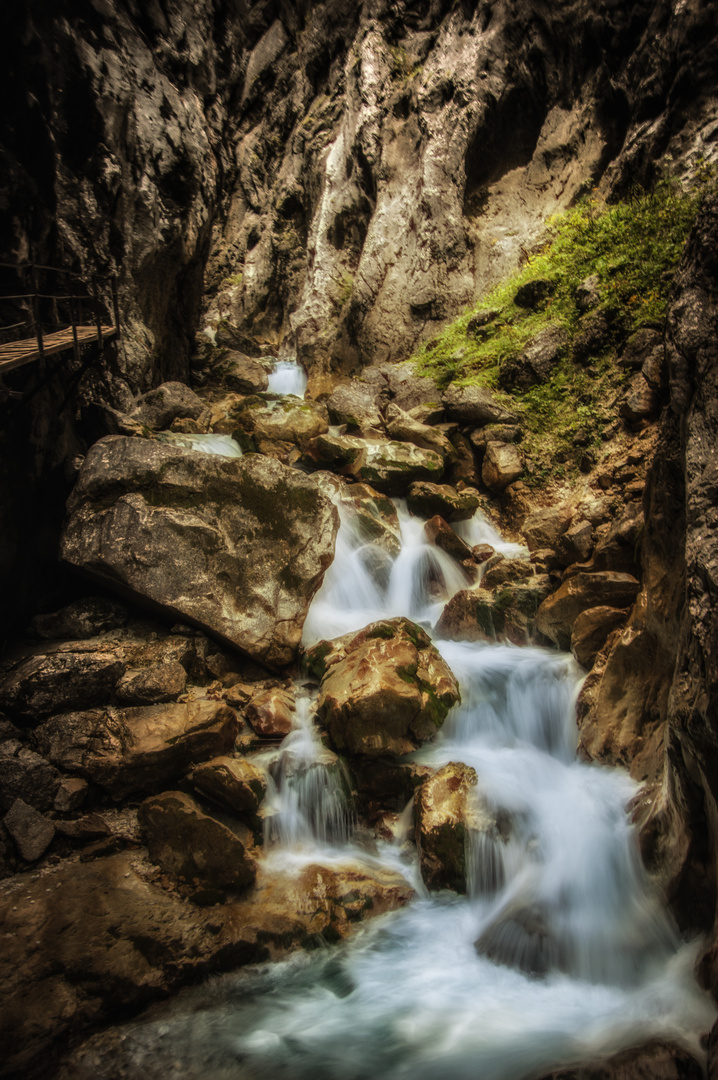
xmin=60 ymin=438 xmax=339 ymax=668
xmin=316 ymin=618 xmax=460 ymax=757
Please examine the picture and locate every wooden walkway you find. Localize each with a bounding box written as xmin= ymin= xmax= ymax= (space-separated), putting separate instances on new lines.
xmin=0 ymin=324 xmax=117 ymax=374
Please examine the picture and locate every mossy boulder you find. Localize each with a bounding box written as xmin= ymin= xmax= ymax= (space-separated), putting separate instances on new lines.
xmin=316 ymin=618 xmax=460 ymax=757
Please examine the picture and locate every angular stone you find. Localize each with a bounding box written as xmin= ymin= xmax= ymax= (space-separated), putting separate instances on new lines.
xmin=571 ymin=606 xmax=627 ymax=669
xmin=115 ymin=662 xmax=187 ymax=705
xmin=0 ymin=746 xmax=60 ymax=812
xmin=326 ymin=383 xmax=383 ymax=432
xmin=556 ymin=519 xmax=595 ymax=566
xmin=138 ymin=790 xmax=256 ymax=891
xmin=499 ymin=326 xmax=566 ymax=391
xmin=4 ymin=799 xmax=55 ymax=861
xmin=384 ymin=403 xmax=455 ymax=460
xmin=514 ymin=278 xmax=555 ymax=309
xmin=436 ymin=578 xmax=552 ymax=646
xmin=54 ymin=777 xmax=89 ymax=813
xmin=443 ymin=384 xmax=518 ymax=426
xmin=407 ymin=482 xmax=480 ymax=522
xmin=482 ymin=442 xmax=523 ymax=492
xmin=574 ymin=274 xmax=601 ymax=312
xmin=188 ymin=756 xmax=267 ymax=816
xmin=536 ymin=572 xmax=640 ymax=650
xmin=212 ymin=351 xmax=268 ymax=393
xmin=619 ymin=374 xmax=659 ymax=424
xmin=30 ymin=597 xmax=129 ymax=640
xmin=60 ymin=438 xmax=338 ymax=668
xmin=571 ymin=311 xmax=615 ymax=365
xmin=469 ymin=424 xmax=523 ymax=454
xmin=302 ymin=431 xmax=366 ymax=470
xmin=347 ymin=440 xmax=445 ymax=495
xmin=128 ymin=382 xmax=206 ymax=430
xmin=481 ymin=557 xmax=536 ymax=590
xmin=35 ymin=701 xmax=239 ymax=799
xmin=521 ymin=503 xmax=573 ymax=551
xmin=0 ymin=649 xmax=126 ymax=724
xmin=323 ymin=478 xmax=401 ymax=555
xmin=414 ymin=762 xmax=483 ymax=893
xmin=316 ymin=618 xmax=460 ymax=757
xmin=619 ymin=327 xmax=663 ymax=370
xmin=245 ymin=686 xmax=295 ymax=739
xmin=424 ymin=515 xmax=478 ymax=573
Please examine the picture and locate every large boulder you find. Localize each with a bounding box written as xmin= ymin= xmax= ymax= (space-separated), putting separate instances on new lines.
xmin=0 ymin=744 xmax=60 ymax=812
xmin=325 ymin=383 xmax=383 ymax=433
xmin=211 ymin=351 xmax=269 ymax=394
xmin=414 ymin=762 xmax=487 ymax=893
xmin=347 ymin=440 xmax=445 ymax=494
xmin=34 ymin=701 xmax=239 ymax=799
xmin=536 ymin=572 xmax=640 ymax=650
xmin=60 ymin=438 xmax=339 ymax=668
xmin=0 ymin=648 xmax=126 ymax=724
xmin=384 ymin=403 xmax=455 ymax=460
xmin=570 ymin=606 xmax=627 ymax=669
xmin=127 ymin=382 xmax=207 ymax=430
xmin=316 ymin=618 xmax=460 ymax=757
xmin=482 ymin=442 xmax=524 ymax=492
xmin=138 ymin=790 xmax=257 ymax=891
xmin=187 ymin=756 xmax=267 ymax=817
xmin=232 ymin=394 xmax=329 ymax=449
xmin=442 ymin=384 xmax=519 ymax=426
xmin=407 ymin=481 xmax=480 ymax=522
xmin=521 ymin=503 xmax=573 ymax=551
xmin=436 ymin=577 xmax=551 ymax=646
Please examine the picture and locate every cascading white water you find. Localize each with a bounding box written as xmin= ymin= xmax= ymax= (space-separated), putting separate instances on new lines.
xmin=267 ymin=359 xmax=308 ymax=397
xmin=90 ymin=505 xmax=715 ymax=1078
xmin=159 ymin=432 xmax=243 ymax=458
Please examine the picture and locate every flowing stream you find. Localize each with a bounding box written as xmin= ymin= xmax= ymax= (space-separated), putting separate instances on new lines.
xmin=91 ymin=451 xmax=714 ymax=1078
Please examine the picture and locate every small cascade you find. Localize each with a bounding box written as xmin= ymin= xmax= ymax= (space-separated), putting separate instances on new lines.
xmin=454 ymin=510 xmax=527 ymax=559
xmin=263 ymin=698 xmax=354 ymax=855
xmin=158 ymin=432 xmax=243 ymax=458
xmin=267 ymin=359 xmax=308 ymax=397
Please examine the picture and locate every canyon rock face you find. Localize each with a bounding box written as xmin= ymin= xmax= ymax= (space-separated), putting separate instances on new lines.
xmin=60 ymin=437 xmax=339 ymax=668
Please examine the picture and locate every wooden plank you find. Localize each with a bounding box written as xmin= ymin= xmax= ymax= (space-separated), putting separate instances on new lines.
xmin=0 ymin=326 xmax=116 ymax=374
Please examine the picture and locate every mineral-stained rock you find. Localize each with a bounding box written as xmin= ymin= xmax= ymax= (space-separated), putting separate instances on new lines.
xmin=408 ymin=481 xmax=480 ymax=522
xmin=188 ymin=756 xmax=267 ymax=816
xmin=232 ymin=394 xmax=329 ymax=449
xmin=0 ymin=648 xmax=126 ymax=724
xmin=138 ymin=790 xmax=257 ymax=891
xmin=414 ymin=761 xmax=486 ymax=893
xmin=3 ymin=798 xmax=55 ymax=861
xmin=316 ymin=618 xmax=460 ymax=757
xmin=60 ymin=438 xmax=338 ymax=668
xmin=30 ymin=597 xmax=129 ymax=640
xmin=482 ymin=441 xmax=524 ymax=492
xmin=115 ymin=662 xmax=187 ymax=705
xmin=443 ymin=384 xmax=519 ymax=426
xmin=536 ymin=572 xmax=640 ymax=650
xmin=35 ymin=701 xmax=239 ymax=799
xmin=245 ymin=686 xmax=295 ymax=738
xmin=571 ymin=606 xmax=627 ymax=669
xmin=127 ymin=382 xmax=207 ymax=430
xmin=436 ymin=578 xmax=552 ymax=646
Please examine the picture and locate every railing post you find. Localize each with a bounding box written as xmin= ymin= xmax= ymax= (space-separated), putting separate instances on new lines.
xmin=71 ymin=298 xmax=80 ymax=364
xmin=31 ymin=264 xmax=45 ymax=374
xmin=92 ymin=277 xmax=103 ymax=347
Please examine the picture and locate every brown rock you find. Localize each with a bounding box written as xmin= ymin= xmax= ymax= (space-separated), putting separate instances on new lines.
xmin=385 ymin=403 xmax=455 ymax=460
xmin=246 ymin=686 xmax=295 ymax=738
xmin=0 ymin=745 xmax=60 ymax=812
xmin=138 ymin=790 xmax=257 ymax=891
xmin=538 ymin=1040 xmax=704 ymax=1080
xmin=482 ymin=442 xmax=523 ymax=492
xmin=54 ymin=776 xmax=89 ymax=812
xmin=317 ymin=618 xmax=460 ymax=757
xmin=128 ymin=382 xmax=206 ymax=430
xmin=443 ymin=385 xmax=519 ymax=426
xmin=424 ymin=515 xmax=478 ymax=574
xmin=556 ymin=519 xmax=595 ymax=566
xmin=30 ymin=597 xmax=129 ymax=640
xmin=521 ymin=503 xmax=573 ymax=552
xmin=0 ymin=649 xmax=126 ymax=725
xmin=481 ymin=557 xmax=536 ymax=590
xmin=212 ymin=351 xmax=268 ymax=394
xmin=571 ymin=606 xmax=627 ymax=669
xmin=619 ymin=374 xmax=659 ymax=424
xmin=347 ymin=440 xmax=445 ymax=495
xmin=408 ymin=481 xmax=480 ymax=522
xmin=326 ymin=383 xmax=383 ymax=433
xmin=232 ymin=395 xmax=329 ymax=449
xmin=35 ymin=701 xmax=239 ymax=799
xmin=536 ymin=572 xmax=640 ymax=650
xmin=115 ymin=662 xmax=187 ymax=705
xmin=436 ymin=578 xmax=552 ymax=646
xmin=414 ymin=762 xmax=485 ymax=893
xmin=188 ymin=756 xmax=267 ymax=816
xmin=3 ymin=798 xmax=55 ymax=861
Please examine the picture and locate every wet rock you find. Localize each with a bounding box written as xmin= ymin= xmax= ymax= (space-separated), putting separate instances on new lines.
xmin=138 ymin=790 xmax=257 ymax=891
xmin=232 ymin=394 xmax=329 ymax=449
xmin=539 ymin=1040 xmax=704 ymax=1080
xmin=245 ymin=686 xmax=295 ymax=739
xmin=481 ymin=558 xmax=536 ymax=590
xmin=536 ymin=572 xmax=640 ymax=650
xmin=327 ymin=479 xmax=401 ymax=556
xmin=514 ymin=278 xmax=556 ymax=309
xmin=436 ymin=578 xmax=552 ymax=646
xmin=211 ymin=352 xmax=268 ymax=394
xmin=443 ymin=385 xmax=519 ymax=426
xmin=571 ymin=606 xmax=627 ymax=669
xmin=188 ymin=756 xmax=267 ymax=816
xmin=115 ymin=662 xmax=187 ymax=705
xmin=60 ymin=438 xmax=338 ymax=668
xmin=317 ymin=618 xmax=460 ymax=757
xmin=521 ymin=503 xmax=573 ymax=551
xmin=0 ymin=649 xmax=126 ymax=725
xmin=385 ymin=403 xmax=455 ymax=460
xmin=128 ymin=382 xmax=207 ymax=430
xmin=347 ymin=440 xmax=445 ymax=495
xmin=35 ymin=701 xmax=239 ymax=800
xmin=408 ymin=481 xmax=480 ymax=522
xmin=499 ymin=325 xmax=567 ymax=391
xmin=473 ymin=543 xmax=496 ymax=563
xmin=303 ymin=431 xmax=366 ymax=470
xmin=326 ymin=383 xmax=383 ymax=433
xmin=476 ymin=897 xmax=566 ymax=977
xmin=30 ymin=597 xmax=129 ymax=640
xmin=424 ymin=515 xmax=478 ymax=574
xmin=381 ymin=365 xmax=441 ymax=413
xmin=482 ymin=442 xmax=524 ymax=492
xmin=415 ymin=762 xmax=481 ymax=893
xmin=3 ymin=798 xmax=55 ymax=861
xmin=0 ymin=744 xmax=60 ymax=812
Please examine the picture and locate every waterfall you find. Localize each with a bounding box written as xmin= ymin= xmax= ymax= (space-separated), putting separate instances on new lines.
xmin=159 ymin=432 xmax=243 ymax=457
xmin=267 ymin=360 xmax=308 ymax=397
xmin=92 ymin=504 xmax=715 ymax=1078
